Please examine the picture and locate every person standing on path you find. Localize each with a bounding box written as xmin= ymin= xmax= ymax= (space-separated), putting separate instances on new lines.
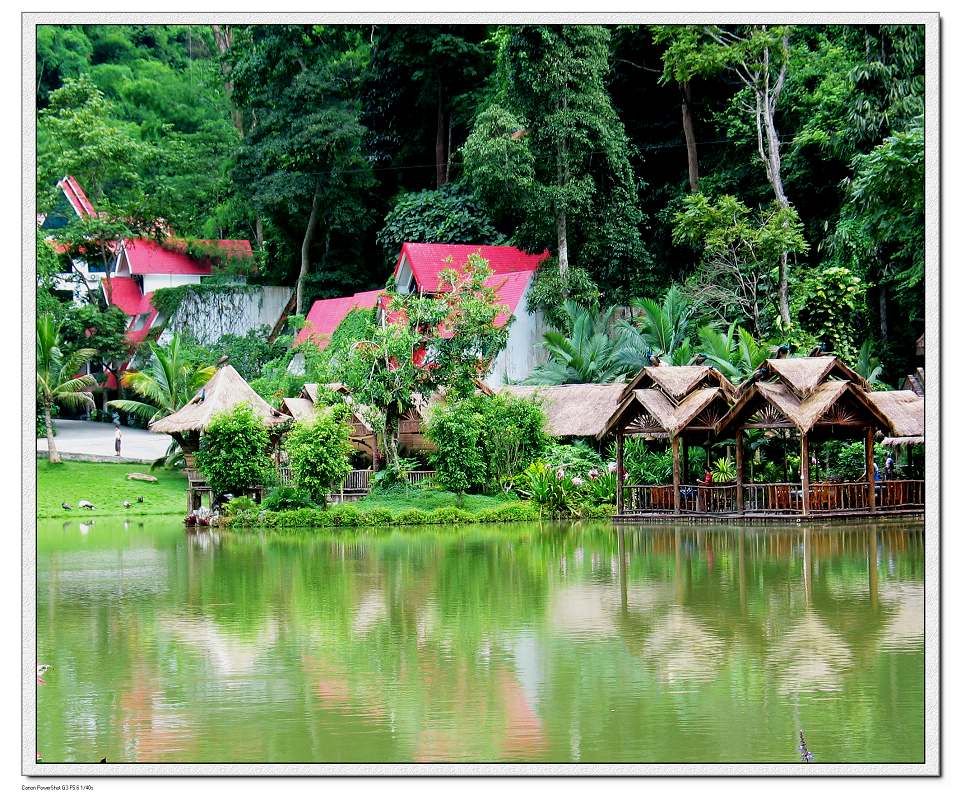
xmin=114 ymin=424 xmax=122 ymax=458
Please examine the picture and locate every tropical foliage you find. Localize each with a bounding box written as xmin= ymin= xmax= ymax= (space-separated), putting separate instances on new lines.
xmin=196 ymin=403 xmax=274 ymax=497
xmin=36 ymin=315 xmax=97 ymax=463
xmin=285 ymin=408 xmax=355 ymax=504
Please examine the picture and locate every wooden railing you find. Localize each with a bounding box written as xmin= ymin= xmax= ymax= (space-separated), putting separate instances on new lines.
xmin=744 ymin=483 xmax=804 ymax=513
xmin=877 ymin=479 xmax=924 ymax=509
xmin=621 ymin=479 xmax=923 ymax=515
xmin=277 ymin=467 xmax=437 ymax=498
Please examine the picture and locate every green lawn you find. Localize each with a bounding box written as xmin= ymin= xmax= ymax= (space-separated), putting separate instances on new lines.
xmin=354 ymin=484 xmax=516 ymax=513
xmin=37 ymin=460 xmax=187 ymax=518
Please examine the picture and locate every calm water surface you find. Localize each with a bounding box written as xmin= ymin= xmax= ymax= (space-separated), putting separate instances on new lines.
xmin=37 ymin=518 xmax=924 ymax=763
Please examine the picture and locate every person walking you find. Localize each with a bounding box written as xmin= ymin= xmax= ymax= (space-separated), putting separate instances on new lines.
xmin=114 ymin=424 xmax=122 ymax=458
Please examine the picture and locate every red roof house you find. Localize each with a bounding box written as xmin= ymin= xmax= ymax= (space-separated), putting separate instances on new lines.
xmin=392 ymin=243 xmax=549 ymax=294
xmin=294 ymin=289 xmax=385 ymax=348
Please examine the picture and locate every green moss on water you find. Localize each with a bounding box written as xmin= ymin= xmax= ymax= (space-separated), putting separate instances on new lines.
xmin=37 ymin=460 xmax=188 ymax=518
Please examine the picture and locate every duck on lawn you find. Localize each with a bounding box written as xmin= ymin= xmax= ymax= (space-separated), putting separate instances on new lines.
xmin=78 ymin=500 xmax=95 ymax=510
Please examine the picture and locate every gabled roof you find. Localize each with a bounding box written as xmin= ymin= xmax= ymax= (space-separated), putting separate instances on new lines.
xmin=716 ymin=380 xmax=894 ymax=436
xmin=600 ymin=386 xmax=729 ymax=440
xmin=280 ymin=397 xmax=318 ymax=423
xmin=57 ymin=175 xmax=96 ymax=218
xmin=294 ymin=289 xmax=384 ymax=348
xmin=761 ymin=356 xmax=868 ymax=398
xmin=499 ymin=383 xmax=627 ymax=438
xmin=868 ymin=390 xmax=924 ymax=438
xmin=394 ymin=243 xmax=549 ymax=293
xmin=121 ymin=238 xmax=253 ymax=276
xmin=619 ymin=365 xmax=736 ymax=403
xmin=150 ymin=365 xmax=290 ymax=434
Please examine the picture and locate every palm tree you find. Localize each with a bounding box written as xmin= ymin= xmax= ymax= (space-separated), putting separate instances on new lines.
xmin=107 ymin=334 xmax=215 ymax=466
xmin=37 ymin=315 xmax=98 ymax=464
xmin=525 ymin=301 xmax=626 ymax=385
xmin=696 ymin=323 xmax=768 ymax=383
xmin=853 ymin=339 xmax=884 ymax=387
xmin=615 ymin=285 xmax=694 ymax=370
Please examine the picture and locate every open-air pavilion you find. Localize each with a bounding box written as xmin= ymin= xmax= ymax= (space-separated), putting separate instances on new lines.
xmin=605 ymin=357 xmax=924 ymax=519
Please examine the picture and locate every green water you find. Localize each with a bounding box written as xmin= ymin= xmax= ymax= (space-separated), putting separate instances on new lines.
xmin=36 ymin=517 xmax=924 ymax=764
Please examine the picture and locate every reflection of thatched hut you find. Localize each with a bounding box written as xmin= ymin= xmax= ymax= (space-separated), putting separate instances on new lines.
xmin=498 ymin=383 xmax=627 ymax=438
xmin=150 ymin=365 xmax=291 ymax=509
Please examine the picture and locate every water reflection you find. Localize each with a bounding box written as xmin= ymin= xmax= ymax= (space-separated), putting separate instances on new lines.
xmin=37 ymin=518 xmax=924 ymax=764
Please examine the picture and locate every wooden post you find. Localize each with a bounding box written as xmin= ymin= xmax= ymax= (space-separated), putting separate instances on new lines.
xmin=735 ymin=429 xmax=744 ymax=513
xmin=672 ymin=435 xmax=681 ymax=515
xmin=866 ymin=427 xmax=876 ymax=512
xmin=681 ymin=439 xmax=688 ymax=484
xmin=616 ymin=430 xmax=624 ymax=515
xmin=800 ymin=431 xmax=810 ymax=516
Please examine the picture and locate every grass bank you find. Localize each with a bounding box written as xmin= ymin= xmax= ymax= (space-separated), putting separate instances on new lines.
xmin=225 ymin=486 xmax=615 ymax=529
xmin=37 ymin=460 xmax=187 ymax=518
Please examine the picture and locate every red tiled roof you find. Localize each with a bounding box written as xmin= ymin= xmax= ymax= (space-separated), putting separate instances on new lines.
xmin=394 ymin=243 xmax=549 ymax=293
xmin=106 ymin=276 xmax=152 ymax=316
xmin=57 ymin=175 xmax=96 ymax=218
xmin=295 ymin=289 xmax=384 ymax=348
xmin=121 ymin=238 xmax=254 ymax=275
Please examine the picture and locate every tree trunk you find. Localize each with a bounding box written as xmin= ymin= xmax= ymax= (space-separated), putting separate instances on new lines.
xmin=44 ymin=404 xmax=61 ymax=464
xmin=435 ymin=84 xmax=448 ymax=188
xmin=879 ymin=284 xmax=889 ymax=341
xmin=680 ymin=80 xmax=700 ymax=192
xmin=556 ymin=96 xmax=570 ymax=279
xmin=297 ymin=188 xmax=323 ymax=314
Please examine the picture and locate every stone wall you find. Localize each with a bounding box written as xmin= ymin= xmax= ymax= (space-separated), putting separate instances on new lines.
xmin=159 ymin=285 xmax=293 ymax=345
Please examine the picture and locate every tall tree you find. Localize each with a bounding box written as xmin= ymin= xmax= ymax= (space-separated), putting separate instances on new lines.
xmin=228 ymin=25 xmax=374 ymax=313
xmin=464 ymin=25 xmax=650 ymax=302
xmin=658 ymin=25 xmax=798 ymax=327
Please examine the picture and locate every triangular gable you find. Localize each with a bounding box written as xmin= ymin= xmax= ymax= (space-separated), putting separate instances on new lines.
xmin=602 ymin=386 xmax=725 ymax=439
xmin=619 ymin=364 xmax=735 ymax=402
xmin=764 ymin=356 xmax=868 ymax=398
xmin=394 ymin=243 xmax=549 ymax=294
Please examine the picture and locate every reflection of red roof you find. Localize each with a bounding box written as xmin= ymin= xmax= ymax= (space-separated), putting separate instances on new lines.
xmin=295 ymin=289 xmax=384 ymax=348
xmin=121 ymin=238 xmax=253 ymax=275
xmin=394 ymin=243 xmax=548 ymax=293
xmin=57 ymin=175 xmax=96 ymax=218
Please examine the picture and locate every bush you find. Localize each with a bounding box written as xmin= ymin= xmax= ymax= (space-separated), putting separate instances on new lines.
xmin=428 ymin=506 xmax=478 ymax=525
xmin=582 ymin=503 xmax=616 ymax=519
xmin=223 ymin=496 xmax=258 ymax=516
xmin=261 ymin=485 xmax=317 ymax=511
xmin=395 ymin=508 xmax=430 ymax=525
xmin=475 ymin=502 xmax=539 ymax=523
xmin=197 ymin=404 xmax=274 ymax=496
xmin=515 ymin=461 xmax=579 ymax=514
xmin=285 ymin=407 xmax=354 ymax=503
xmin=426 ymin=393 xmax=548 ymax=494
xmin=527 ymin=259 xmax=601 ymax=332
xmin=543 ymin=441 xmax=604 ymax=477
xmin=327 ymin=502 xmax=362 ymax=527
xmin=359 ymin=507 xmax=394 ymax=526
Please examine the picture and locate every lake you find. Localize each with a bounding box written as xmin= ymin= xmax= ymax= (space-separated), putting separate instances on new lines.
xmin=36 ymin=517 xmax=924 ymax=764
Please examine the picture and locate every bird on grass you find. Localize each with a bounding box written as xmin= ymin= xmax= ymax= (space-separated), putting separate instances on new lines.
xmin=137 ymin=497 xmax=144 ymax=503
xmin=61 ymin=502 xmax=71 ymax=511
xmin=123 ymin=500 xmax=131 ymax=509
xmin=78 ymin=500 xmax=95 ymax=510
xmin=798 ymin=730 xmax=815 ymax=763
xmin=37 ymin=664 xmax=51 ymax=685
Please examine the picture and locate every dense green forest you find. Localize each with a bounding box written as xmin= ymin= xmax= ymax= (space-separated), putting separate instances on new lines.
xmin=36 ymin=23 xmax=924 ymax=383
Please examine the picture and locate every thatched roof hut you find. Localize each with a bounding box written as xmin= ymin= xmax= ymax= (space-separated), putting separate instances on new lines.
xmin=716 ymin=374 xmax=892 ymax=438
xmin=743 ymin=356 xmax=868 ymax=398
xmin=499 ymin=383 xmax=628 ymax=438
xmin=280 ymin=396 xmax=318 ymax=424
xmin=870 ymin=390 xmax=924 ymax=446
xmin=619 ymin=365 xmax=736 ymax=403
xmin=600 ymin=386 xmax=730 ymax=441
xmin=150 ymin=365 xmax=291 ymax=435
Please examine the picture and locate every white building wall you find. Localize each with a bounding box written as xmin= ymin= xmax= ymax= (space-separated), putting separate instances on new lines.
xmin=141 ymin=273 xmax=205 ymax=293
xmin=484 ymin=283 xmax=548 ymax=389
xmin=158 ymin=285 xmax=294 ymax=345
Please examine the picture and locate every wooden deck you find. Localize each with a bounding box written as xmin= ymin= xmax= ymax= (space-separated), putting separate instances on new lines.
xmin=616 ymin=479 xmax=923 ymax=522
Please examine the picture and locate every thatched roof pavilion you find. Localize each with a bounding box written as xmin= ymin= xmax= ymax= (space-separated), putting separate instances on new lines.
xmin=715 ymin=357 xmax=894 ymax=515
xmin=870 ymin=390 xmax=924 ymax=446
xmin=598 ymin=366 xmax=736 ymax=515
xmin=499 ymin=383 xmax=628 ymax=438
xmin=150 ymin=365 xmax=291 ymax=435
xmin=280 ymin=396 xmax=318 ymax=424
